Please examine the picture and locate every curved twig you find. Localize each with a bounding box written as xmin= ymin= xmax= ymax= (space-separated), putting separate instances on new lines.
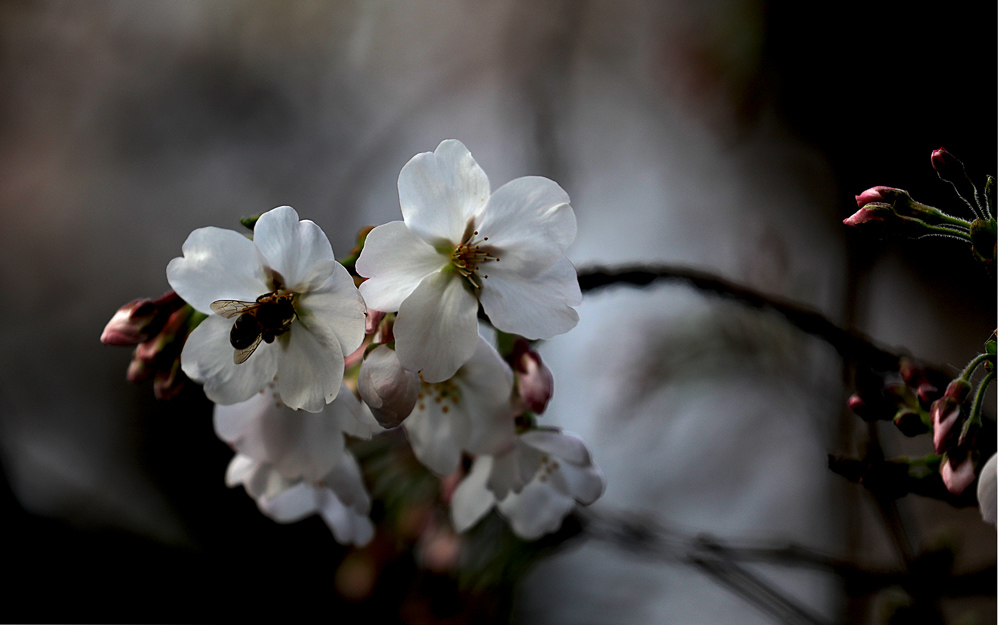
xmin=577 ymin=264 xmax=940 ymax=373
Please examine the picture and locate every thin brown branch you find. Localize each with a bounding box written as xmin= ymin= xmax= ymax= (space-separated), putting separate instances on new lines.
xmin=577 ymin=264 xmax=939 ymax=373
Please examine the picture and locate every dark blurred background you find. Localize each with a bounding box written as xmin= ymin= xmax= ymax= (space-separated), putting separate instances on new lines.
xmin=0 ymin=1 xmax=994 ymax=622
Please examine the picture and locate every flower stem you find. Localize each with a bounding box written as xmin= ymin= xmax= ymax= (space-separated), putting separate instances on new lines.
xmin=921 ymin=224 xmax=973 ymax=240
xmin=960 ymin=353 xmax=992 ymax=380
xmin=964 ymin=370 xmax=996 ymax=438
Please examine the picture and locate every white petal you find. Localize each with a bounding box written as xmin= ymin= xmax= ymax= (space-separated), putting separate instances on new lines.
xmin=520 ymin=429 xmax=591 ymax=466
xmin=398 ymin=140 xmax=490 ymax=247
xmin=213 ymin=391 xmax=270 ymax=444
xmin=252 ymin=206 xmax=338 ymax=290
xmin=979 ymin=453 xmax=997 ymax=525
xmin=275 ymin=320 xmax=345 ymax=413
xmin=268 ymin=411 xmax=347 ymax=483
xmin=497 ymin=477 xmax=575 ymax=540
xmin=451 ymin=456 xmax=496 ymax=532
xmin=487 ymin=444 xmax=536 ymax=499
xmin=318 ymin=490 xmax=376 ymax=546
xmin=166 ymin=226 xmax=270 ymax=314
xmin=225 ymin=454 xmax=256 ymax=487
xmin=394 ymin=270 xmax=480 ymax=383
xmin=322 ymin=452 xmax=371 ymax=514
xmin=356 ymin=221 xmax=447 ymax=312
xmin=328 ymin=384 xmax=384 ymax=440
xmin=403 ymin=391 xmax=469 ymax=476
xmin=454 ymin=338 xmax=515 ymax=455
xmin=475 ymin=176 xmax=576 ymax=277
xmin=479 ymin=256 xmax=580 ymax=339
xmin=214 ymin=387 xmax=349 ymax=481
xmin=243 ymin=460 xmax=295 ymax=499
xmin=552 ymin=462 xmax=605 ymax=505
xmin=259 ymin=481 xmax=320 ymax=523
xmin=181 ymin=315 xmax=279 ymax=405
xmin=296 ymin=260 xmax=366 ymax=358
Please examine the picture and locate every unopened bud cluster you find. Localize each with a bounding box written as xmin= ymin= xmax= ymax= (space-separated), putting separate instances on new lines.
xmin=845 ymin=148 xmax=996 ymax=271
xmin=847 ymin=358 xmax=943 ymax=436
xmin=102 ymin=291 xmax=200 ymax=400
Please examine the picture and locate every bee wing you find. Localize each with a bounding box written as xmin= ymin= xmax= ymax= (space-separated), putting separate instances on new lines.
xmin=233 ymin=334 xmax=264 ymax=365
xmin=211 ymin=300 xmax=259 ymax=318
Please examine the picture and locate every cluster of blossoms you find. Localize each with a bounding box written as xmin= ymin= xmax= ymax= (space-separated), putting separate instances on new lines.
xmin=842 ymin=148 xmax=996 ymax=519
xmin=103 ymin=140 xmax=603 ymax=545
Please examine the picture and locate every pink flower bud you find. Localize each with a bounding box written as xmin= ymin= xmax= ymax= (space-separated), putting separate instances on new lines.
xmin=358 ymin=344 xmax=420 ymax=428
xmin=126 ymin=354 xmax=152 ymax=383
xmin=101 ymin=300 xmax=160 ymax=346
xmin=943 ymin=378 xmax=972 ymax=402
xmin=100 ymin=291 xmax=182 ymax=346
xmin=931 ymin=396 xmax=962 ymax=454
xmin=512 ymin=342 xmax=554 ymax=414
xmin=365 ymin=310 xmax=385 ymax=335
xmin=931 ymin=147 xmax=966 ymax=180
xmin=941 ymin=450 xmax=976 ymax=495
xmin=916 ymin=383 xmax=940 ymax=405
xmin=843 ymin=204 xmax=893 ymax=228
xmin=855 ymin=186 xmax=908 ymax=208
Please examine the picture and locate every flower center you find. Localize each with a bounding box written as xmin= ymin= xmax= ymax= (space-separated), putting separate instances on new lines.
xmin=416 ymin=378 xmax=460 ymax=413
xmin=450 ymin=230 xmax=499 ymax=290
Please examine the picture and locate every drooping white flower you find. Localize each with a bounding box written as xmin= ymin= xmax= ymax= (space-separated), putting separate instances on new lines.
xmin=356 ymin=140 xmax=581 ymax=382
xmin=403 ymin=336 xmax=516 ymax=476
xmin=215 ymin=384 xmax=379 ymax=546
xmin=450 ymin=428 xmax=604 ymax=540
xmin=979 ymin=452 xmax=997 ymax=525
xmin=214 ymin=383 xmax=381 ymax=482
xmin=167 ymin=206 xmax=366 ymax=412
xmin=226 ymin=452 xmax=375 ymax=546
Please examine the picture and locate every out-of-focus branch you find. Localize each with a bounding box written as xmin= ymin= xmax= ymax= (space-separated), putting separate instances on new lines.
xmin=577 ymin=264 xmax=937 ymax=373
xmin=581 ymin=509 xmax=995 ymax=624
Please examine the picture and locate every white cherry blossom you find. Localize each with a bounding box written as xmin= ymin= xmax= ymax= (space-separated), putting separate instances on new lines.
xmin=214 ymin=383 xmax=380 ymax=482
xmin=979 ymin=452 xmax=997 ymax=525
xmin=215 ymin=384 xmax=379 ymax=546
xmin=450 ymin=428 xmax=604 ymax=540
xmin=356 ymin=140 xmax=581 ymax=382
xmin=167 ymin=206 xmax=366 ymax=412
xmin=226 ymin=452 xmax=375 ymax=546
xmin=403 ymin=337 xmax=516 ymax=476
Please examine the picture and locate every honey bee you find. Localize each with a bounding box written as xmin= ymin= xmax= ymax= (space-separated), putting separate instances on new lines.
xmin=210 ymin=292 xmax=296 ymax=364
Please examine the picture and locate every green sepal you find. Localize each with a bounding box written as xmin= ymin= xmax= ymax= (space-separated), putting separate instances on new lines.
xmin=970 ymin=218 xmax=997 ymax=262
xmin=240 ymin=214 xmax=261 ymax=231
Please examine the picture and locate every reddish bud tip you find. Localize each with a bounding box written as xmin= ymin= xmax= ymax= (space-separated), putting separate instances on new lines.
xmin=931 ymin=147 xmax=966 ymax=179
xmin=101 ymin=299 xmax=159 ymax=346
xmin=510 ymin=340 xmax=554 ymax=414
xmin=941 ymin=451 xmax=977 ymax=495
xmin=855 ymin=186 xmax=908 ymax=209
xmin=365 ymin=310 xmax=386 ymax=335
xmin=101 ymin=291 xmax=185 ymax=347
xmin=943 ymin=378 xmax=973 ymax=402
xmin=916 ymin=383 xmax=940 ymax=405
xmin=843 ymin=205 xmax=891 ymax=228
xmin=931 ymin=396 xmax=963 ymax=454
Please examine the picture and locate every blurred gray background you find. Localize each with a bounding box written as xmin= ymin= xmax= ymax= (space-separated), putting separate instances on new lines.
xmin=0 ymin=1 xmax=994 ymax=622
